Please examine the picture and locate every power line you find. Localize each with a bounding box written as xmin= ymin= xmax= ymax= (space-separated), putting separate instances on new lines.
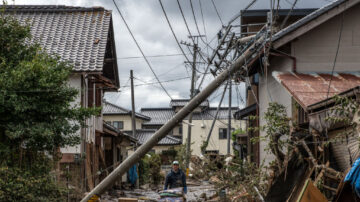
xmin=326 ymin=13 xmax=344 ymax=100
xmin=198 ymin=0 xmax=209 ymax=55
xmin=158 ymin=0 xmax=191 ymax=64
xmin=211 ymin=0 xmax=224 ymax=26
xmin=112 ymin=0 xmax=172 ymax=99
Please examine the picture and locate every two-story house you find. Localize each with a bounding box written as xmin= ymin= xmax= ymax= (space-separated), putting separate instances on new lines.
xmin=141 ymin=99 xmax=242 ymax=156
xmin=235 ymin=0 xmax=360 ymax=167
xmin=5 ymin=5 xmax=120 ymax=191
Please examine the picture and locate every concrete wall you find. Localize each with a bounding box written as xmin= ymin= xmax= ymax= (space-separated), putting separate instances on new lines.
xmin=182 ymin=119 xmax=243 ymax=156
xmin=293 ymin=4 xmax=360 ymax=72
xmin=103 ymin=115 xmax=144 ymax=131
xmin=61 ymin=74 xmax=82 ymax=154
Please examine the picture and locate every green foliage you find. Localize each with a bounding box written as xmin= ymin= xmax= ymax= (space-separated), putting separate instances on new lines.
xmin=0 ymin=14 xmax=99 ymax=200
xmin=0 ymin=153 xmax=67 ymax=201
xmin=175 ymin=142 xmax=191 ymax=171
xmin=139 ymin=153 xmax=163 ymax=185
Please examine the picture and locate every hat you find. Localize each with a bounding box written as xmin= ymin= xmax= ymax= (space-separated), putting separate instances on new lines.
xmin=172 ymin=161 xmax=179 ymax=165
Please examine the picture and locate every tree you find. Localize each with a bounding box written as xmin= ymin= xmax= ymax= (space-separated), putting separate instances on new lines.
xmin=0 ymin=13 xmax=99 ymax=201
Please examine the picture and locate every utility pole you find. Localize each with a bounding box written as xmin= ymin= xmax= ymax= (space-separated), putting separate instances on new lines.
xmin=130 ymin=70 xmax=139 ymax=188
xmin=227 ymin=75 xmax=232 ymax=155
xmin=130 ymin=70 xmax=136 ymax=138
xmin=81 ymin=30 xmax=267 ymax=202
xmin=181 ymin=36 xmax=201 ymax=175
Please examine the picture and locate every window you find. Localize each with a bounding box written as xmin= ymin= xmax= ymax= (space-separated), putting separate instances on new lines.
xmin=113 ymin=121 xmax=123 ymax=129
xmin=219 ymin=128 xmax=227 ymax=139
xmin=219 ymin=128 xmax=234 ymax=139
xmin=179 ymin=126 xmax=182 ymax=135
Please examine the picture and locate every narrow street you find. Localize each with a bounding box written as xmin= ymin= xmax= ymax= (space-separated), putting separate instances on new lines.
xmin=101 ymin=180 xmax=217 ymax=202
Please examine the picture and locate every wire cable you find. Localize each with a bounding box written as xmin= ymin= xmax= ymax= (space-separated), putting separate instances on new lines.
xmin=211 ymin=0 xmax=224 ymax=26
xmin=158 ymin=0 xmax=191 ymax=64
xmin=117 ymin=53 xmax=188 ymax=60
xmin=112 ymin=0 xmax=172 ymax=99
xmin=326 ymin=13 xmax=344 ymax=100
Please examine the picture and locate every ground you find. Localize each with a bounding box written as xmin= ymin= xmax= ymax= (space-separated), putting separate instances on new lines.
xmin=101 ymin=180 xmax=217 ymax=202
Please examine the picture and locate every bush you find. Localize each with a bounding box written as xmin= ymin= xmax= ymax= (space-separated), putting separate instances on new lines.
xmin=138 ymin=153 xmax=163 ymax=185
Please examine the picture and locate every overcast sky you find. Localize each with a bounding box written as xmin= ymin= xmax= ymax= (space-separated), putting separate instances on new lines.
xmin=10 ymin=0 xmax=329 ymax=111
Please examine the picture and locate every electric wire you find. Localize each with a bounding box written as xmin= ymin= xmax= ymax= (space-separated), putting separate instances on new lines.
xmin=280 ymin=0 xmax=298 ymax=29
xmin=117 ymin=53 xmax=188 ymax=60
xmin=211 ymin=0 xmax=224 ymax=26
xmin=326 ymin=13 xmax=344 ymax=100
xmin=158 ymin=0 xmax=191 ymax=64
xmin=112 ymin=0 xmax=172 ymax=99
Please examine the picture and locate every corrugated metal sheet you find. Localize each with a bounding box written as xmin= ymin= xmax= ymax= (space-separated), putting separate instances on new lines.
xmin=141 ymin=107 xmax=239 ymax=126
xmin=170 ymin=99 xmax=209 ymax=108
xmin=329 ymin=129 xmax=359 ymax=172
xmin=123 ymin=129 xmax=181 ymax=145
xmin=3 ymin=5 xmax=111 ymax=72
xmin=273 ymin=72 xmax=360 ymax=110
xmin=103 ymin=101 xmax=150 ymax=120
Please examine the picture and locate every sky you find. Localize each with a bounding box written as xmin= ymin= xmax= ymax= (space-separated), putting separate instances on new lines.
xmin=9 ymin=0 xmax=330 ymax=111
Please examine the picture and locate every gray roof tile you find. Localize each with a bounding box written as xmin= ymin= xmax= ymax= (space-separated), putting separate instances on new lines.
xmin=141 ymin=107 xmax=239 ymax=125
xmin=124 ymin=129 xmax=181 ymax=145
xmin=3 ymin=5 xmax=112 ymax=72
xmin=170 ymin=99 xmax=209 ymax=108
xmin=103 ymin=101 xmax=150 ymax=120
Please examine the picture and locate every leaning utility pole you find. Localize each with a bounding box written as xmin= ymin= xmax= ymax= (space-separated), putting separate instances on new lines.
xmin=227 ymin=75 xmax=232 ymax=155
xmin=81 ymin=29 xmax=267 ymax=202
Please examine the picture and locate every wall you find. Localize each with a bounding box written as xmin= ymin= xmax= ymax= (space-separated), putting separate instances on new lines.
xmin=292 ymin=4 xmax=360 ymax=72
xmin=103 ymin=115 xmax=144 ymax=131
xmin=61 ymin=74 xmax=82 ymax=154
xmin=182 ymin=119 xmax=243 ymax=156
xmin=259 ymin=56 xmax=293 ymax=166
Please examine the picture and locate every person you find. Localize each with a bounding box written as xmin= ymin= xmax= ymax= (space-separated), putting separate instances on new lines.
xmin=164 ymin=161 xmax=187 ymax=194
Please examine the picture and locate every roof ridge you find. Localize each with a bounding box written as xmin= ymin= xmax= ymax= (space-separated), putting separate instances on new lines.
xmin=1 ymin=5 xmax=108 ymax=12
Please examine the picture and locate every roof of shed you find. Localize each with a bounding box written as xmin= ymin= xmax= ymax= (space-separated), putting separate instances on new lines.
xmin=2 ymin=5 xmax=112 ymax=72
xmin=273 ymin=71 xmax=360 ymax=110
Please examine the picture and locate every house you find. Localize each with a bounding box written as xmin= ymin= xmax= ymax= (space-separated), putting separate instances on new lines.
xmin=4 ymin=5 xmax=120 ymax=191
xmin=141 ymin=99 xmax=242 ymax=157
xmin=103 ymin=101 xmax=181 ymax=165
xmin=235 ymin=1 xmax=360 ymax=167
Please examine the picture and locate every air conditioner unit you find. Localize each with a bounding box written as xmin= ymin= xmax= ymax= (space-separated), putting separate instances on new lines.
xmin=201 ymin=123 xmax=205 ymax=128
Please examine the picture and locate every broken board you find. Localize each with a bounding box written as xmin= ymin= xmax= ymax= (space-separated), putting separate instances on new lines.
xmin=296 ymin=179 xmax=327 ymax=202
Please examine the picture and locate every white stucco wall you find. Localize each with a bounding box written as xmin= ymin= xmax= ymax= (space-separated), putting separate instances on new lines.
xmin=61 ymin=74 xmax=82 ymax=154
xmin=182 ymin=119 xmax=244 ymax=156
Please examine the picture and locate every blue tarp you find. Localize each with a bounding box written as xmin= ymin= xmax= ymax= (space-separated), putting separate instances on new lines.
xmin=344 ymin=157 xmax=360 ymax=197
xmin=128 ymin=164 xmax=138 ymax=185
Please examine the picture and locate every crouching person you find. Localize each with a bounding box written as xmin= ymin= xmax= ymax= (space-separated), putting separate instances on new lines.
xmin=164 ymin=161 xmax=187 ymax=194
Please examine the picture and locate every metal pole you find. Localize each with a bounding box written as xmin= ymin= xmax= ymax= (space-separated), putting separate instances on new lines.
xmin=202 ymin=81 xmax=228 ymax=154
xmin=185 ymin=43 xmax=197 ymax=173
xmin=227 ymin=75 xmax=232 ymax=155
xmin=130 ymin=70 xmax=136 ymax=138
xmin=130 ymin=70 xmax=139 ymax=188
xmin=81 ymin=35 xmax=265 ymax=202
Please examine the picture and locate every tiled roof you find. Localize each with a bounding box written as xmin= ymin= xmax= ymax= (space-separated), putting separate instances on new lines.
xmin=141 ymin=107 xmax=239 ymax=125
xmin=3 ymin=5 xmax=112 ymax=72
xmin=124 ymin=129 xmax=182 ymax=145
xmin=103 ymin=101 xmax=151 ymax=120
xmin=103 ymin=122 xmax=137 ymax=142
xmin=170 ymin=99 xmax=209 ymax=108
xmin=141 ymin=108 xmax=176 ymax=125
xmin=273 ymin=71 xmax=360 ymax=110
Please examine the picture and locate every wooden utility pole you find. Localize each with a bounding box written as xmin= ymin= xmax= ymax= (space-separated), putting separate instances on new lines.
xmin=81 ymin=31 xmax=266 ymax=202
xmin=227 ymin=75 xmax=232 ymax=155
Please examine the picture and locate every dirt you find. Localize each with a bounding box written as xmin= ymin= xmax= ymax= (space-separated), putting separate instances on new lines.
xmin=101 ymin=180 xmax=217 ymax=202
